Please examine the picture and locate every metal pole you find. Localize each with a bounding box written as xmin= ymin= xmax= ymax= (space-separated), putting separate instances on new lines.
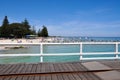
xmin=115 ymin=42 xmax=118 ymax=59
xmin=80 ymin=43 xmax=83 ymax=60
xmin=40 ymin=43 xmax=43 ymax=62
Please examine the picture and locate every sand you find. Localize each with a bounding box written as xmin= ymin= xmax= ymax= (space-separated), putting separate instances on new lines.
xmin=0 ymin=38 xmax=56 ymax=50
xmin=0 ymin=46 xmax=6 ymax=50
xmin=0 ymin=37 xmax=56 ymax=43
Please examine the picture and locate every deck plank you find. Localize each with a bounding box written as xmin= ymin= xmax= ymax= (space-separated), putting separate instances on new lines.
xmin=67 ymin=74 xmax=76 ymax=80
xmin=25 ymin=64 xmax=33 ymax=73
xmin=6 ymin=64 xmax=18 ymax=74
xmin=51 ymin=74 xmax=58 ymax=80
xmin=31 ymin=64 xmax=37 ymax=73
xmin=78 ymin=73 xmax=88 ymax=80
xmin=72 ymin=73 xmax=82 ymax=80
xmin=62 ymin=74 xmax=70 ymax=80
xmin=45 ymin=63 xmax=51 ymax=73
xmin=9 ymin=64 xmax=21 ymax=74
xmin=57 ymin=63 xmax=64 ymax=72
xmin=22 ymin=76 xmax=29 ymax=80
xmin=15 ymin=64 xmax=25 ymax=74
xmin=34 ymin=76 xmax=40 ymax=80
xmin=85 ymin=73 xmax=96 ymax=80
xmin=3 ymin=76 xmax=11 ymax=80
xmin=0 ymin=61 xmax=120 ymax=80
xmin=65 ymin=63 xmax=74 ymax=72
xmin=36 ymin=63 xmax=41 ymax=73
xmin=10 ymin=76 xmax=17 ymax=80
xmin=77 ymin=63 xmax=88 ymax=71
xmin=46 ymin=75 xmax=51 ymax=80
xmin=61 ymin=63 xmax=68 ymax=72
xmin=88 ymin=72 xmax=101 ymax=80
xmin=15 ymin=76 xmax=23 ymax=80
xmin=28 ymin=76 xmax=35 ymax=80
xmin=56 ymin=74 xmax=64 ymax=80
xmin=0 ymin=64 xmax=13 ymax=75
xmin=0 ymin=64 xmax=7 ymax=73
xmin=49 ymin=63 xmax=55 ymax=72
xmin=20 ymin=64 xmax=29 ymax=74
xmin=40 ymin=75 xmax=46 ymax=80
xmin=69 ymin=63 xmax=78 ymax=71
xmin=54 ymin=63 xmax=60 ymax=72
xmin=41 ymin=63 xmax=46 ymax=73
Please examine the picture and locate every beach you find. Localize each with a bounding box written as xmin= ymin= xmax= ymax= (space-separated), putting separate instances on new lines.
xmin=0 ymin=37 xmax=57 ymax=43
xmin=0 ymin=38 xmax=43 ymax=50
xmin=0 ymin=38 xmax=40 ymax=43
xmin=0 ymin=46 xmax=7 ymax=50
xmin=0 ymin=37 xmax=60 ymax=51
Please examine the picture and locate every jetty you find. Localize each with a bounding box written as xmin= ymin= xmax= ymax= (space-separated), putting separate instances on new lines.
xmin=0 ymin=42 xmax=120 ymax=79
xmin=0 ymin=60 xmax=120 ymax=80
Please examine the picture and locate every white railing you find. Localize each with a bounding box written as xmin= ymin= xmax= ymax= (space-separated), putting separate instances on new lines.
xmin=0 ymin=42 xmax=120 ymax=62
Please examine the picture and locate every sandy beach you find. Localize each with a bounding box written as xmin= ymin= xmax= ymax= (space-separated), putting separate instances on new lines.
xmin=0 ymin=37 xmax=57 ymax=50
xmin=0 ymin=46 xmax=6 ymax=50
xmin=0 ymin=37 xmax=57 ymax=43
xmin=0 ymin=39 xmax=40 ymax=43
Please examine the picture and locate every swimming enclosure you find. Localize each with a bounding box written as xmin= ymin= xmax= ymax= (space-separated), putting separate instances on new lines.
xmin=0 ymin=42 xmax=120 ymax=63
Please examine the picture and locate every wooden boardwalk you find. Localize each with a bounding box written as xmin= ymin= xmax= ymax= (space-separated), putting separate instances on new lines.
xmin=0 ymin=61 xmax=120 ymax=80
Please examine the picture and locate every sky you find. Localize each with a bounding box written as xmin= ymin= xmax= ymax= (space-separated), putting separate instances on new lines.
xmin=0 ymin=0 xmax=120 ymax=37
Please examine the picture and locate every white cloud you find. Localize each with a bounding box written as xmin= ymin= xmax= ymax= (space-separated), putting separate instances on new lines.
xmin=75 ymin=8 xmax=111 ymax=16
xmin=46 ymin=20 xmax=120 ymax=37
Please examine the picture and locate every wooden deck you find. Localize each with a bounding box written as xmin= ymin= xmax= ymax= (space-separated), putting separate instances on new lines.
xmin=0 ymin=61 xmax=120 ymax=80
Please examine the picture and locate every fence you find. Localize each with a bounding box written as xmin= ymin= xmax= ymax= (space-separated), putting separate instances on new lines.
xmin=0 ymin=42 xmax=120 ymax=62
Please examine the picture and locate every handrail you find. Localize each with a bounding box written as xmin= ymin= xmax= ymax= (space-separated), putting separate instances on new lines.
xmin=0 ymin=42 xmax=119 ymax=62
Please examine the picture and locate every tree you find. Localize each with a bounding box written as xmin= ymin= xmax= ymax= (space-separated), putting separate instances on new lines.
xmin=22 ymin=19 xmax=31 ymax=35
xmin=2 ymin=16 xmax=9 ymax=27
xmin=9 ymin=23 xmax=26 ymax=38
xmin=0 ymin=16 xmax=49 ymax=38
xmin=38 ymin=29 xmax=41 ymax=37
xmin=41 ymin=25 xmax=49 ymax=37
xmin=0 ymin=27 xmax=1 ymax=37
xmin=31 ymin=26 xmax=36 ymax=35
xmin=0 ymin=16 xmax=9 ymax=38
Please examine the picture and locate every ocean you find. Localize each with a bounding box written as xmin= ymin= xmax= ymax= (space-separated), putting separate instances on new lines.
xmin=0 ymin=37 xmax=120 ymax=64
xmin=62 ymin=36 xmax=120 ymax=42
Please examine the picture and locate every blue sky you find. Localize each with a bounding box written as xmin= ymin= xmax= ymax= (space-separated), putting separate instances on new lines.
xmin=0 ymin=0 xmax=120 ymax=37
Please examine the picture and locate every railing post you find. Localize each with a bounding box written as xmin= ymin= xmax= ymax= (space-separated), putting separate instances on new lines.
xmin=40 ymin=43 xmax=43 ymax=62
xmin=80 ymin=43 xmax=83 ymax=60
xmin=115 ymin=42 xmax=118 ymax=59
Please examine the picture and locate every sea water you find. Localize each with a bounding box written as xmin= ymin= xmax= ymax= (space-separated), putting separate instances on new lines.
xmin=0 ymin=37 xmax=120 ymax=63
xmin=0 ymin=46 xmax=40 ymax=63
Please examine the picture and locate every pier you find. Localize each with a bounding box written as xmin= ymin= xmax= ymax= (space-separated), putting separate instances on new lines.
xmin=0 ymin=42 xmax=120 ymax=79
xmin=0 ymin=60 xmax=120 ymax=80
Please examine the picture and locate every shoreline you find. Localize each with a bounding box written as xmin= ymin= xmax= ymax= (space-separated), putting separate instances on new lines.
xmin=0 ymin=37 xmax=120 ymax=51
xmin=0 ymin=46 xmax=7 ymax=50
xmin=0 ymin=37 xmax=57 ymax=43
xmin=0 ymin=37 xmax=56 ymax=50
xmin=0 ymin=36 xmax=120 ymax=44
xmin=0 ymin=46 xmax=28 ymax=51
